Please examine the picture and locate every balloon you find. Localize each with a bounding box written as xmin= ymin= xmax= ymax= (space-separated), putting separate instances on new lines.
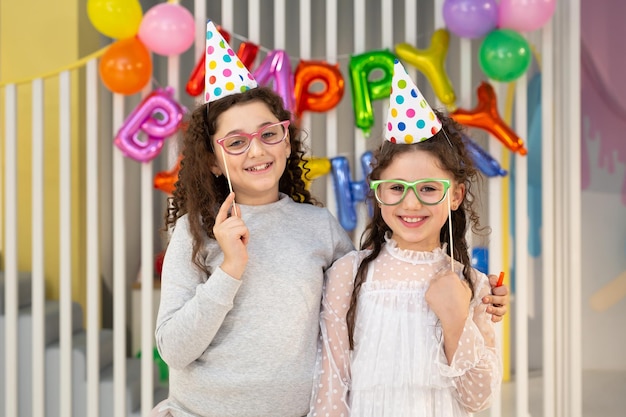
xmin=499 ymin=0 xmax=557 ymax=33
xmin=471 ymin=247 xmax=489 ymax=274
xmin=114 ymin=88 xmax=186 ymax=163
xmin=253 ymin=50 xmax=295 ymax=112
xmin=452 ymin=81 xmax=527 ymax=155
xmin=154 ymin=156 xmax=182 ymax=194
xmin=479 ymin=29 xmax=531 ymax=82
xmin=360 ymin=151 xmax=375 ymax=218
xmin=395 ymin=29 xmax=456 ymax=107
xmin=138 ymin=3 xmax=195 ymax=56
xmin=87 ymin=0 xmax=143 ymax=39
xmin=330 ymin=153 xmax=373 ymax=231
xmin=331 ymin=157 xmax=358 ymax=231
xmin=294 ymin=61 xmax=345 ymax=119
xmin=237 ymin=41 xmax=260 ymax=70
xmin=462 ymin=134 xmax=507 ymax=177
xmin=99 ymin=37 xmax=152 ymax=95
xmin=186 ymin=55 xmax=207 ymax=97
xmin=301 ymin=157 xmax=331 ymax=189
xmin=348 ymin=50 xmax=396 ymax=136
xmin=442 ymin=0 xmax=498 ymax=39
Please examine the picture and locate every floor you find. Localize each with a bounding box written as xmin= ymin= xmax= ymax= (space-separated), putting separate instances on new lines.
xmin=475 ymin=370 xmax=626 ymax=417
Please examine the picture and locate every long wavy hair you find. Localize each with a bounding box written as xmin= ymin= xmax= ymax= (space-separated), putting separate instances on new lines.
xmin=165 ymin=87 xmax=317 ymax=274
xmin=346 ymin=110 xmax=487 ymax=349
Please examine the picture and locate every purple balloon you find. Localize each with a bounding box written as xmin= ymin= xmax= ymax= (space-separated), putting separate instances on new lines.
xmin=443 ymin=0 xmax=499 ymax=39
xmin=252 ymin=50 xmax=295 ymax=113
xmin=114 ymin=87 xmax=186 ymax=163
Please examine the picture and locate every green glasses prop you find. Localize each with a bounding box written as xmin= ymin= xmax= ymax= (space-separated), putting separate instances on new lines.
xmin=370 ymin=178 xmax=451 ymax=206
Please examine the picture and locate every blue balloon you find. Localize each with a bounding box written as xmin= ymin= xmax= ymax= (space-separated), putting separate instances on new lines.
xmin=331 ymin=153 xmax=375 ymax=231
xmin=471 ymin=247 xmax=489 ymax=274
xmin=331 ymin=157 xmax=357 ymax=231
xmin=462 ymin=134 xmax=507 ymax=177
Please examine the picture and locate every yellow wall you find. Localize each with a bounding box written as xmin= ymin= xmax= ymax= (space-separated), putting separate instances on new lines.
xmin=1 ymin=0 xmax=101 ymax=309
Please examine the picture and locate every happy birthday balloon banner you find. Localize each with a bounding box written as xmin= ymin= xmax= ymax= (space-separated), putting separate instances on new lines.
xmin=115 ymin=87 xmax=186 ymax=163
xmin=183 ymin=26 xmax=527 ymax=155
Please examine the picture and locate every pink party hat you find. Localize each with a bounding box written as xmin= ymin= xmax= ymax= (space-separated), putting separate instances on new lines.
xmin=385 ymin=59 xmax=442 ymax=144
xmin=204 ymin=20 xmax=257 ymax=104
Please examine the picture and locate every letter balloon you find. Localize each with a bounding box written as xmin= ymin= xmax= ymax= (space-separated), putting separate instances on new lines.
xmin=115 ymin=88 xmax=186 ymax=163
xmin=452 ymin=82 xmax=527 ymax=155
xmin=294 ymin=60 xmax=345 ymax=119
xmin=349 ymin=50 xmax=396 ymax=137
xmin=395 ymin=29 xmax=456 ymax=107
xmin=253 ymin=50 xmax=295 ymax=112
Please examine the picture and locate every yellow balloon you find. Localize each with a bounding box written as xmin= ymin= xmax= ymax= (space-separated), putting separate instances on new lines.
xmin=395 ymin=29 xmax=456 ymax=107
xmin=88 ymin=0 xmax=143 ymax=39
xmin=301 ymin=157 xmax=331 ymax=189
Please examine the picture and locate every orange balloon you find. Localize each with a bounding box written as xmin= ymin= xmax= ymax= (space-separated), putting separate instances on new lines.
xmin=99 ymin=37 xmax=152 ymax=95
xmin=294 ymin=61 xmax=345 ymax=119
xmin=452 ymin=82 xmax=527 ymax=155
xmin=154 ymin=156 xmax=181 ymax=194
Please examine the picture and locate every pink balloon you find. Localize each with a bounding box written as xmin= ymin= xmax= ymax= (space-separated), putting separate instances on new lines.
xmin=498 ymin=0 xmax=557 ymax=33
xmin=252 ymin=50 xmax=295 ymax=112
xmin=115 ymin=88 xmax=186 ymax=163
xmin=138 ymin=3 xmax=195 ymax=56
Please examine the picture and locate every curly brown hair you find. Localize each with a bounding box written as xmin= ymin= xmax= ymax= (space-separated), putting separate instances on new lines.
xmin=164 ymin=87 xmax=317 ymax=274
xmin=346 ymin=110 xmax=487 ymax=349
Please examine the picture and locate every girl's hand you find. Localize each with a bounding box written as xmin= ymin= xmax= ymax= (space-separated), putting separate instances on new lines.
xmin=426 ymin=269 xmax=472 ymax=363
xmin=426 ymin=269 xmax=472 ymax=327
xmin=483 ymin=274 xmax=509 ymax=322
xmin=213 ymin=192 xmax=249 ymax=279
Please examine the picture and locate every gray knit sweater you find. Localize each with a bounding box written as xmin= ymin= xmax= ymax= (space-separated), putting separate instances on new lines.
xmin=155 ymin=194 xmax=354 ymax=417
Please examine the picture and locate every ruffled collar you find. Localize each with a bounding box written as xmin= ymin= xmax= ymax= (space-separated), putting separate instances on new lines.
xmin=383 ymin=233 xmax=447 ymax=265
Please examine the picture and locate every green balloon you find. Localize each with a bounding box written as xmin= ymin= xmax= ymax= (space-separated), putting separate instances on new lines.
xmin=479 ymin=29 xmax=531 ymax=82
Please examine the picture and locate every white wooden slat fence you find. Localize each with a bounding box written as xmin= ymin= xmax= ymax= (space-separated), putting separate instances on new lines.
xmin=0 ymin=1 xmax=581 ymax=416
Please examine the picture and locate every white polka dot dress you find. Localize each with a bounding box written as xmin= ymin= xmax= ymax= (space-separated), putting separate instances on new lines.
xmin=309 ymin=236 xmax=501 ymax=417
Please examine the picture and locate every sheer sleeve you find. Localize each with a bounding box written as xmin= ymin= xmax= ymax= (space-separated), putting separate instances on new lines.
xmin=309 ymin=251 xmax=361 ymax=417
xmin=434 ymin=270 xmax=502 ymax=413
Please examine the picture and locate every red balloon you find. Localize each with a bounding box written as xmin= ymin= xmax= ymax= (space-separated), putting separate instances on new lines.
xmin=452 ymin=81 xmax=527 ymax=155
xmin=294 ymin=60 xmax=345 ymax=119
xmin=99 ymin=37 xmax=152 ymax=95
xmin=236 ymin=41 xmax=259 ymax=69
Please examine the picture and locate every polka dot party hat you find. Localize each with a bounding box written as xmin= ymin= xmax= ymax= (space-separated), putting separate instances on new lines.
xmin=385 ymin=59 xmax=442 ymax=144
xmin=204 ymin=20 xmax=257 ymax=104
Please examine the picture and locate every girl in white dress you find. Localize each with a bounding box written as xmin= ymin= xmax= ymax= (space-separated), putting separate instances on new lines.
xmin=309 ymin=61 xmax=502 ymax=417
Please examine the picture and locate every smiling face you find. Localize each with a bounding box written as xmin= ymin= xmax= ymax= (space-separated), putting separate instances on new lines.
xmin=211 ymin=100 xmax=291 ymax=205
xmin=378 ymin=148 xmax=464 ymax=252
